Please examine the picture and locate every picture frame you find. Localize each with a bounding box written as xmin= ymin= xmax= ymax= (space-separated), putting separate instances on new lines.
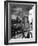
xmin=4 ymin=1 xmax=37 ymax=45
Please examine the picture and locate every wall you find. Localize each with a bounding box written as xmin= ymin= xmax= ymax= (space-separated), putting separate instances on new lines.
xmin=37 ymin=3 xmax=38 ymax=42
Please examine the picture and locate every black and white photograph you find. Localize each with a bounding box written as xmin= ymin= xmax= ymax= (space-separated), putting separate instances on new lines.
xmin=4 ymin=1 xmax=37 ymax=45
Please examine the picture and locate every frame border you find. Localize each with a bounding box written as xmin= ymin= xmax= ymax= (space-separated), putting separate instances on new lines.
xmin=4 ymin=1 xmax=37 ymax=45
